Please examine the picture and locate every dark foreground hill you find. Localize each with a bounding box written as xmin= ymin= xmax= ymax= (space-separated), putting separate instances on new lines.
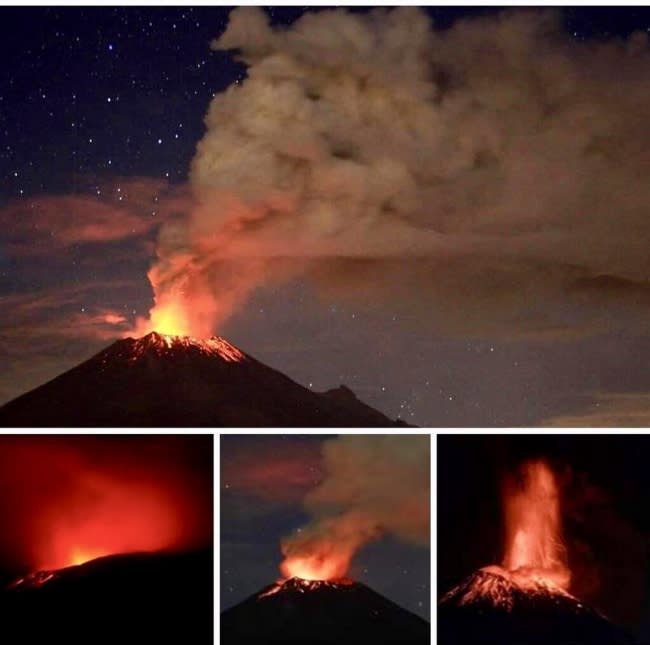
xmin=0 ymin=549 xmax=213 ymax=645
xmin=221 ymin=576 xmax=430 ymax=645
xmin=0 ymin=332 xmax=407 ymax=427
xmin=438 ymin=569 xmax=636 ymax=645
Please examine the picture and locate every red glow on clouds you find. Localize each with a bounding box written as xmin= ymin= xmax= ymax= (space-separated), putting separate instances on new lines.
xmin=222 ymin=440 xmax=323 ymax=503
xmin=39 ymin=473 xmax=188 ymax=570
xmin=0 ymin=436 xmax=212 ymax=573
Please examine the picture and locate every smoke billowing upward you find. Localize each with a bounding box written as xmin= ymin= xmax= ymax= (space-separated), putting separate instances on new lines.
xmin=279 ymin=435 xmax=429 ymax=581
xmin=134 ymin=7 xmax=650 ymax=338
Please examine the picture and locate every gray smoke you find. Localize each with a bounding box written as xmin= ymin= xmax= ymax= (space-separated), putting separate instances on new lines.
xmin=281 ymin=435 xmax=430 ymax=577
xmin=146 ymin=8 xmax=650 ymax=337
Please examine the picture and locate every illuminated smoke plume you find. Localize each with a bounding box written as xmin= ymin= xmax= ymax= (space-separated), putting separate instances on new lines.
xmin=0 ymin=436 xmax=212 ymax=574
xmin=138 ymin=8 xmax=650 ymax=338
xmin=483 ymin=460 xmax=570 ymax=591
xmin=280 ymin=435 xmax=429 ymax=581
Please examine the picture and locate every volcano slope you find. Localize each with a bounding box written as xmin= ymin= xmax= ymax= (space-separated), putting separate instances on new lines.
xmin=0 ymin=332 xmax=407 ymax=427
xmin=221 ymin=576 xmax=430 ymax=645
xmin=0 ymin=549 xmax=213 ymax=645
xmin=438 ymin=569 xmax=636 ymax=645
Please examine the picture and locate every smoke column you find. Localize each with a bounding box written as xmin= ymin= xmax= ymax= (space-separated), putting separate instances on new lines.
xmin=280 ymin=435 xmax=429 ymax=580
xmin=135 ymin=7 xmax=650 ymax=338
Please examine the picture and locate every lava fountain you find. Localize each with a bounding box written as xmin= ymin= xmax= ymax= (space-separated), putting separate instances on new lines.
xmin=130 ymin=293 xmax=195 ymax=338
xmin=482 ymin=460 xmax=570 ymax=591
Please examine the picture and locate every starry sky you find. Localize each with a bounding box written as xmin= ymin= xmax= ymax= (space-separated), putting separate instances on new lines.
xmin=220 ymin=434 xmax=430 ymax=619
xmin=2 ymin=7 xmax=650 ymax=426
xmin=438 ymin=434 xmax=650 ymax=639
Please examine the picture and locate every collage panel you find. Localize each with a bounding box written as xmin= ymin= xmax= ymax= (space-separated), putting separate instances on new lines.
xmin=3 ymin=6 xmax=650 ymax=431
xmin=0 ymin=434 xmax=213 ymax=644
xmin=438 ymin=434 xmax=650 ymax=645
xmin=220 ymin=433 xmax=431 ymax=644
xmin=2 ymin=5 xmax=650 ymax=645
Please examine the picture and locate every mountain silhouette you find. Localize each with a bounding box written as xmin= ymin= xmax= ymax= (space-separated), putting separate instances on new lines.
xmin=222 ymin=576 xmax=430 ymax=645
xmin=438 ymin=569 xmax=635 ymax=645
xmin=0 ymin=332 xmax=406 ymax=427
xmin=0 ymin=549 xmax=212 ymax=645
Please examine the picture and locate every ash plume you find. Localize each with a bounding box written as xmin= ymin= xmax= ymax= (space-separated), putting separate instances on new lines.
xmin=280 ymin=435 xmax=429 ymax=578
xmin=141 ymin=7 xmax=650 ymax=337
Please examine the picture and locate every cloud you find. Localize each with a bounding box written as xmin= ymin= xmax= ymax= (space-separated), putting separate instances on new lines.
xmin=0 ymin=178 xmax=177 ymax=254
xmin=221 ymin=437 xmax=324 ymax=502
xmin=134 ymin=7 xmax=650 ymax=338
xmin=280 ymin=435 xmax=430 ymax=578
xmin=0 ymin=282 xmax=140 ymax=404
xmin=543 ymin=393 xmax=650 ymax=426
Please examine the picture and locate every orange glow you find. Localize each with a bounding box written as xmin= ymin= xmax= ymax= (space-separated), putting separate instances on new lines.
xmin=131 ymin=295 xmax=194 ymax=338
xmin=0 ymin=437 xmax=212 ymax=573
xmin=38 ymin=473 xmax=189 ymax=571
xmin=484 ymin=460 xmax=570 ymax=591
xmin=68 ymin=547 xmax=108 ymax=567
xmin=280 ymin=553 xmax=350 ymax=581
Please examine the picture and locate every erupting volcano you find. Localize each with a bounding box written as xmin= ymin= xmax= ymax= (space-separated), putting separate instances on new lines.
xmin=0 ymin=435 xmax=212 ymax=645
xmin=438 ymin=460 xmax=635 ymax=645
xmin=0 ymin=331 xmax=406 ymax=427
xmin=222 ymin=574 xmax=430 ymax=645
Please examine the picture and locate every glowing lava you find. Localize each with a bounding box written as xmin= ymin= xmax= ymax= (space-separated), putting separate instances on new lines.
xmin=131 ymin=296 xmax=194 ymax=337
xmin=68 ymin=548 xmax=108 ymax=567
xmin=280 ymin=553 xmax=349 ymax=582
xmin=128 ymin=331 xmax=245 ymax=362
xmin=482 ymin=460 xmax=570 ymax=592
xmin=258 ymin=576 xmax=354 ymax=599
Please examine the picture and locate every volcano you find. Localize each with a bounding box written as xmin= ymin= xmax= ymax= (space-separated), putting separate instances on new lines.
xmin=0 ymin=548 xmax=212 ymax=645
xmin=438 ymin=568 xmax=635 ymax=645
xmin=0 ymin=332 xmax=405 ymax=427
xmin=221 ymin=576 xmax=430 ymax=645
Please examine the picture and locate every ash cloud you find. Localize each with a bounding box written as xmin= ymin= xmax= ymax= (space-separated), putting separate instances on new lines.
xmin=281 ymin=435 xmax=429 ymax=576
xmin=144 ymin=7 xmax=650 ymax=337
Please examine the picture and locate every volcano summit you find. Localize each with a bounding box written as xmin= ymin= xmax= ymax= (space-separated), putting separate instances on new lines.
xmin=222 ymin=576 xmax=430 ymax=645
xmin=0 ymin=332 xmax=404 ymax=427
xmin=438 ymin=568 xmax=634 ymax=645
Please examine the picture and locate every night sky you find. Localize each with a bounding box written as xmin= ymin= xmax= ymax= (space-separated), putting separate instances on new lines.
xmin=3 ymin=7 xmax=650 ymax=426
xmin=438 ymin=434 xmax=650 ymax=640
xmin=220 ymin=434 xmax=430 ymax=619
